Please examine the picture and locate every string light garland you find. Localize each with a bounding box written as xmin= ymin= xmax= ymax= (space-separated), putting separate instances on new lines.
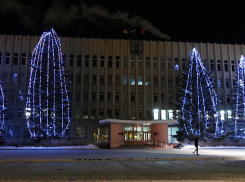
xmin=175 ymin=48 xmax=224 ymax=141
xmin=230 ymin=55 xmax=245 ymax=142
xmin=0 ymin=83 xmax=6 ymax=145
xmin=26 ymin=29 xmax=71 ymax=141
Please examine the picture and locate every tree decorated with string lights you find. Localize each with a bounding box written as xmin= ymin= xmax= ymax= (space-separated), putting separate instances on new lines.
xmin=174 ymin=48 xmax=225 ymax=142
xmin=0 ymin=83 xmax=7 ymax=145
xmin=229 ymin=55 xmax=245 ymax=143
xmin=26 ymin=29 xmax=71 ymax=143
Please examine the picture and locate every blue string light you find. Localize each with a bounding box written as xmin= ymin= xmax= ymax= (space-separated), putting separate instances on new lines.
xmin=179 ymin=48 xmax=223 ymax=140
xmin=0 ymin=83 xmax=6 ymax=144
xmin=231 ymin=55 xmax=245 ymax=140
xmin=26 ymin=29 xmax=71 ymax=139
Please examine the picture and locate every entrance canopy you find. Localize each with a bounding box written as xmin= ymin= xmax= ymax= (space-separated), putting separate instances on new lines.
xmin=99 ymin=119 xmax=179 ymax=126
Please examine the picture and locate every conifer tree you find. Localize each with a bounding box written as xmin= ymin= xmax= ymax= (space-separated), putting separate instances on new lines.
xmin=26 ymin=29 xmax=71 ymax=143
xmin=0 ymin=83 xmax=7 ymax=145
xmin=175 ymin=48 xmax=224 ymax=142
xmin=229 ymin=55 xmax=245 ymax=142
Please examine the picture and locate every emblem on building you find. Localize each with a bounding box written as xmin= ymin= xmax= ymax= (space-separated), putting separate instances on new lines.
xmin=130 ymin=40 xmax=143 ymax=55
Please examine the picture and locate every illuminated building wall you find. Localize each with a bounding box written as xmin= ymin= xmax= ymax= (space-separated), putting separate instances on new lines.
xmin=0 ymin=34 xmax=243 ymax=145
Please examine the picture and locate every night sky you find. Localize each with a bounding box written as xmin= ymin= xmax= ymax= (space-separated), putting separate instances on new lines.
xmin=1 ymin=0 xmax=245 ymax=44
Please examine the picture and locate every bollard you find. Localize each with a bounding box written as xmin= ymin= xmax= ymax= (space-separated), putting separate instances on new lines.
xmin=156 ymin=140 xmax=157 ymax=146
xmin=161 ymin=142 xmax=162 ymax=147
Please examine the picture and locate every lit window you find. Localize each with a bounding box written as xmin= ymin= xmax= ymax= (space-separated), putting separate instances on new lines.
xmin=138 ymin=76 xmax=143 ymax=85
xmin=168 ymin=110 xmax=173 ymax=120
xmin=220 ymin=110 xmax=225 ymax=121
xmin=130 ymin=76 xmax=135 ymax=85
xmin=227 ymin=110 xmax=232 ymax=119
xmin=161 ymin=110 xmax=166 ymax=120
xmin=75 ymin=126 xmax=86 ymax=137
xmin=153 ymin=109 xmax=159 ymax=120
xmin=123 ymin=76 xmax=127 ymax=85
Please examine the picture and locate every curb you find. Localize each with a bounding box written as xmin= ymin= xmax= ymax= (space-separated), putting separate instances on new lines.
xmin=0 ymin=157 xmax=243 ymax=162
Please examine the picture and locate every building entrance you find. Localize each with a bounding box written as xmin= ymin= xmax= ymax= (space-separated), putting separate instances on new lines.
xmin=124 ymin=125 xmax=151 ymax=144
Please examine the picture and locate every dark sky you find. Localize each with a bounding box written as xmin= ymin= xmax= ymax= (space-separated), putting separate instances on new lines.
xmin=0 ymin=0 xmax=245 ymax=44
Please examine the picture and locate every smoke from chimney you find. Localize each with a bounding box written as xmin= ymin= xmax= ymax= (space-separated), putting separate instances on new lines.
xmin=0 ymin=0 xmax=170 ymax=39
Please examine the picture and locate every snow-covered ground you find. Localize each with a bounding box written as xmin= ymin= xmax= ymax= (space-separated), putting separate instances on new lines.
xmin=0 ymin=143 xmax=99 ymax=150
xmin=1 ymin=143 xmax=245 ymax=150
xmin=182 ymin=144 xmax=245 ymax=149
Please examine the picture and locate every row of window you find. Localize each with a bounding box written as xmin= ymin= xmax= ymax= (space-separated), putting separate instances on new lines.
xmin=3 ymin=125 xmax=87 ymax=138
xmin=76 ymin=92 xmax=168 ymax=102
xmin=0 ymin=52 xmax=238 ymax=72
xmin=72 ymin=75 xmax=178 ymax=86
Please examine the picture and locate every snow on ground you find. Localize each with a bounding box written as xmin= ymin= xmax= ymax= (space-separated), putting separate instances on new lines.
xmin=0 ymin=143 xmax=99 ymax=150
xmin=182 ymin=144 xmax=245 ymax=149
xmin=1 ymin=143 xmax=245 ymax=150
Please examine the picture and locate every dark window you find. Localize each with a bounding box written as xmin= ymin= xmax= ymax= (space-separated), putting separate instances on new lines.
xmin=85 ymin=55 xmax=89 ymax=67
xmin=107 ymin=110 xmax=112 ymax=118
xmin=76 ymin=92 xmax=80 ymax=101
xmin=115 ymin=110 xmax=119 ymax=119
xmin=76 ymin=75 xmax=81 ymax=84
xmin=108 ymin=56 xmax=112 ymax=68
xmin=224 ymin=60 xmax=228 ymax=71
xmin=168 ymin=58 xmax=172 ymax=70
xmin=77 ymin=55 xmax=81 ymax=67
xmin=100 ymin=76 xmax=104 ymax=84
xmin=5 ymin=53 xmax=10 ymax=64
xmin=160 ymin=58 xmax=164 ymax=69
xmin=168 ymin=77 xmax=172 ymax=86
xmin=161 ymin=77 xmax=165 ymax=86
xmin=93 ymin=55 xmax=97 ymax=67
xmin=227 ymin=96 xmax=230 ymax=103
xmin=153 ymin=77 xmax=157 ymax=86
xmin=84 ymin=92 xmax=88 ymax=101
xmin=21 ymin=53 xmax=26 ymax=65
xmin=92 ymin=92 xmax=96 ymax=101
xmin=108 ymin=92 xmax=112 ymax=101
xmin=175 ymin=77 xmax=179 ymax=85
xmin=100 ymin=56 xmax=104 ymax=67
xmin=145 ymin=57 xmax=150 ymax=69
xmin=100 ymin=92 xmax=104 ymax=101
xmin=226 ymin=79 xmax=229 ymax=87
xmin=92 ymin=75 xmax=96 ymax=84
xmin=217 ymin=60 xmax=221 ymax=71
xmin=210 ymin=60 xmax=214 ymax=71
xmin=0 ymin=53 xmax=2 ymax=65
xmin=115 ymin=76 xmax=120 ymax=85
xmin=108 ymin=76 xmax=112 ymax=85
xmin=84 ymin=75 xmax=89 ymax=84
xmin=115 ymin=93 xmax=119 ymax=101
xmin=131 ymin=93 xmax=135 ymax=102
xmin=153 ymin=93 xmax=158 ymax=102
xmin=231 ymin=60 xmax=235 ymax=72
xmin=116 ymin=56 xmax=120 ymax=68
xmin=123 ymin=56 xmax=127 ymax=68
xmin=13 ymin=53 xmax=18 ymax=65
xmin=220 ymin=95 xmax=223 ymax=103
xmin=69 ymin=55 xmax=74 ymax=66
xmin=161 ymin=93 xmax=165 ymax=102
xmin=8 ymin=108 xmax=14 ymax=119
xmin=182 ymin=59 xmax=185 ymax=70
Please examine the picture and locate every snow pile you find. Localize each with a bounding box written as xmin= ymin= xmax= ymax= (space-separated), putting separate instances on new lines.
xmin=0 ymin=143 xmax=99 ymax=150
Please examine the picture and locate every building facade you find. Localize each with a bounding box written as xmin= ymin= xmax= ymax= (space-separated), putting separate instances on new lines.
xmin=0 ymin=34 xmax=243 ymax=146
